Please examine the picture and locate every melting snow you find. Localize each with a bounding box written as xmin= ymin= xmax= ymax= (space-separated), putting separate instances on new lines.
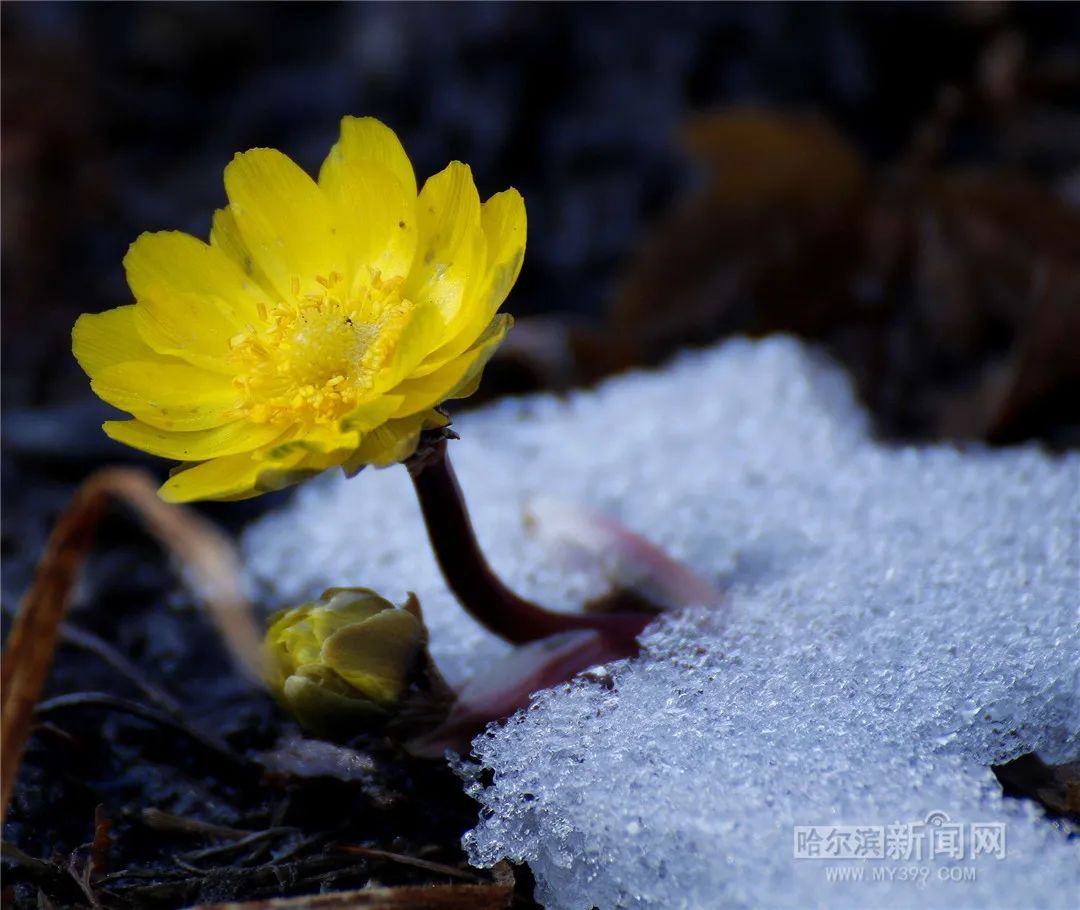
xmin=245 ymin=337 xmax=1079 ymax=909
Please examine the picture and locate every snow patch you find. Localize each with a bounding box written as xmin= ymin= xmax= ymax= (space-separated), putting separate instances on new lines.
xmin=245 ymin=337 xmax=1079 ymax=909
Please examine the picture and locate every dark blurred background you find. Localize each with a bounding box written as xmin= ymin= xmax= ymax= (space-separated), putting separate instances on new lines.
xmin=3 ymin=0 xmax=1080 ymax=574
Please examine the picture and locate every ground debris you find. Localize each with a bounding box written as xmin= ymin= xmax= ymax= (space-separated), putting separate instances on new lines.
xmin=2 ymin=468 xmax=514 ymax=909
xmin=993 ymin=753 xmax=1080 ymax=827
xmin=600 ymin=108 xmax=1080 ymax=445
xmin=486 ymin=50 xmax=1080 ymax=447
xmin=1 ymin=467 xmax=262 ymax=825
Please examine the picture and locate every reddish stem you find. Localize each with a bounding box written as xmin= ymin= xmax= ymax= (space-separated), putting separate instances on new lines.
xmin=406 ymin=434 xmax=651 ymax=648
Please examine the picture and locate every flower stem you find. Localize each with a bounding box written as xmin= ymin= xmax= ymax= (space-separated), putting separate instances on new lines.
xmin=406 ymin=432 xmax=652 ymax=648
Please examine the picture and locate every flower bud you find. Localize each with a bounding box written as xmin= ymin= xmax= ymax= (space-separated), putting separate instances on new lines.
xmin=264 ymin=587 xmax=425 ymax=735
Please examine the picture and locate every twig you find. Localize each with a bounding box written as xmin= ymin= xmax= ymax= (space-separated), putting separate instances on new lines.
xmin=180 ymin=829 xmax=298 ymax=864
xmin=140 ymin=808 xmax=255 ymax=840
xmin=270 ymin=833 xmax=328 ymax=864
xmin=96 ymin=867 xmax=194 ymax=884
xmin=1 ymin=840 xmax=67 ymax=879
xmin=171 ymin=856 xmax=211 ymax=877
xmin=333 ymin=843 xmax=483 ymax=883
xmin=132 ymin=856 xmax=359 ymax=903
xmin=99 ymin=471 xmax=264 ymax=682
xmin=67 ymin=851 xmax=102 ymax=909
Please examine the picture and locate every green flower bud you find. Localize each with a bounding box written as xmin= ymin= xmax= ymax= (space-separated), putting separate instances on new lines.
xmin=264 ymin=587 xmax=425 ymax=736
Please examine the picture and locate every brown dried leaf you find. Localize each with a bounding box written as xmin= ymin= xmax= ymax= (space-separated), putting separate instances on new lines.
xmin=333 ymin=845 xmax=484 ymax=884
xmin=682 ymin=107 xmax=868 ymax=209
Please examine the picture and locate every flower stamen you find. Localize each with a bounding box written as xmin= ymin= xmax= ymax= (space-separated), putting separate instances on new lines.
xmin=226 ymin=274 xmax=414 ymax=429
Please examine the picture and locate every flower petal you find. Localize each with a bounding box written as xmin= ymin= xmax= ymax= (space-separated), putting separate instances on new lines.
xmin=481 ymin=188 xmax=527 ymax=305
xmin=413 ymin=187 xmax=525 ymax=376
xmin=210 ymin=207 xmax=279 ymax=304
xmin=318 ymin=118 xmax=418 ymax=287
xmin=321 ymin=609 xmax=424 ymax=705
xmin=160 ymin=454 xmax=270 ymax=502
xmin=339 ymin=393 xmax=405 ymax=434
xmin=103 ymin=419 xmax=285 ymax=461
xmin=91 ymin=361 xmax=242 ymax=430
xmin=255 ymin=447 xmax=349 ymax=490
xmin=368 ymin=301 xmax=449 ymax=395
xmin=281 ymin=671 xmax=388 ymax=733
xmin=261 ymin=426 xmax=358 ymax=461
xmin=392 ymin=313 xmax=512 ymax=416
xmin=404 ymin=162 xmax=487 ymax=325
xmin=224 ymin=148 xmax=344 ymax=302
xmin=335 ymin=116 xmax=417 ymax=198
xmin=125 ymin=231 xmax=265 ymax=372
xmin=342 ymin=410 xmax=449 ymax=474
xmin=72 ymin=306 xmax=158 ymax=377
xmin=159 ymin=445 xmax=345 ymax=503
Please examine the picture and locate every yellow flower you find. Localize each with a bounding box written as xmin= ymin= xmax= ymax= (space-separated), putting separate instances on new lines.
xmin=264 ymin=587 xmax=426 ymax=735
xmin=73 ymin=117 xmax=525 ymax=502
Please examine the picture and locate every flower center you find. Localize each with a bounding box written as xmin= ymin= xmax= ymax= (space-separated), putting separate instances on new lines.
xmin=228 ymin=271 xmax=412 ymax=428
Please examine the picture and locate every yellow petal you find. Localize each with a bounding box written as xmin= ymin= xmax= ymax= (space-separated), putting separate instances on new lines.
xmin=368 ymin=302 xmax=448 ymax=395
xmin=342 ymin=410 xmax=448 ymax=474
xmin=321 ymin=609 xmax=424 ymax=705
xmin=250 ymin=448 xmax=348 ymax=495
xmin=72 ymin=306 xmax=158 ymax=377
xmin=481 ymin=188 xmax=527 ymax=303
xmin=335 ymin=116 xmax=417 ymax=198
xmin=125 ymin=231 xmax=265 ymax=372
xmin=103 ymin=419 xmax=285 ymax=461
xmin=209 ymin=207 xmax=279 ymax=304
xmin=267 ymin=600 xmax=314 ymax=651
xmin=404 ymin=162 xmax=486 ymax=325
xmin=91 ymin=361 xmax=242 ymax=430
xmin=414 ymin=187 xmax=525 ymax=376
xmin=261 ymin=425 xmax=358 ymax=460
xmin=318 ymin=120 xmax=418 ymax=288
xmin=339 ymin=393 xmax=405 ymax=433
xmin=224 ymin=148 xmax=344 ymax=303
xmin=316 ymin=589 xmax=392 ymax=630
xmin=160 ymin=453 xmax=270 ymax=502
xmin=392 ymin=313 xmax=511 ymax=416
xmin=280 ymin=670 xmax=388 ymax=734
xmin=280 ymin=619 xmax=323 ymax=668
xmin=159 ymin=444 xmax=345 ymax=503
